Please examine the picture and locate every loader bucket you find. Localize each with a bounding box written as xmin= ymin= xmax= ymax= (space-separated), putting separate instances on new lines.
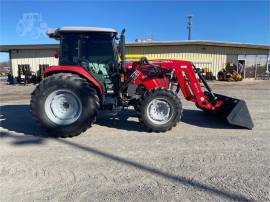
xmin=213 ymin=93 xmax=254 ymax=129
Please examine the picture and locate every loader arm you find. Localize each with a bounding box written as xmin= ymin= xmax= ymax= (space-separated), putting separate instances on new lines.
xmin=151 ymin=59 xmax=253 ymax=129
xmin=151 ymin=60 xmax=222 ymax=111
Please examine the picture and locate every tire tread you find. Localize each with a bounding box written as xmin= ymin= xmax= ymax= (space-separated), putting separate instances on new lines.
xmin=137 ymin=88 xmax=182 ymax=132
xmin=30 ymin=73 xmax=99 ymax=138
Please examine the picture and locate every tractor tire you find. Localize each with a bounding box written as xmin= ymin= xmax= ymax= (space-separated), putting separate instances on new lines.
xmin=30 ymin=73 xmax=99 ymax=138
xmin=137 ymin=88 xmax=182 ymax=132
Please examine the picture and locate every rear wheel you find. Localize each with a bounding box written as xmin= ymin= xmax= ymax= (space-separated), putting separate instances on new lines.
xmin=30 ymin=73 xmax=99 ymax=138
xmin=137 ymin=89 xmax=182 ymax=132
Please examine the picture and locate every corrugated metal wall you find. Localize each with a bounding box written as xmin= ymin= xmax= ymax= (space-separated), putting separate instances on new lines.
xmin=126 ymin=45 xmax=269 ymax=76
xmin=10 ymin=45 xmax=269 ymax=77
xmin=11 ymin=49 xmax=58 ymax=77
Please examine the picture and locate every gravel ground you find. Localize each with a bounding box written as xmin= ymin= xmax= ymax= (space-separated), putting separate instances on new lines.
xmin=0 ymin=80 xmax=269 ymax=202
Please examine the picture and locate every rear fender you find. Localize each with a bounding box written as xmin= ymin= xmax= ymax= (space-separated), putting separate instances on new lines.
xmin=44 ymin=65 xmax=103 ymax=95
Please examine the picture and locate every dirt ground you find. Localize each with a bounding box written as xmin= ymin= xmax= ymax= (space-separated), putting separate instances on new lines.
xmin=0 ymin=80 xmax=269 ymax=202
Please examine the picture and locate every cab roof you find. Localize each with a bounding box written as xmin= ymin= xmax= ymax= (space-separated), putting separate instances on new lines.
xmin=47 ymin=26 xmax=117 ymax=38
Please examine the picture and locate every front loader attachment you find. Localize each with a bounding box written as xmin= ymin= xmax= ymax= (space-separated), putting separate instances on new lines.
xmin=213 ymin=94 xmax=254 ymax=129
xmin=193 ymin=65 xmax=253 ymax=129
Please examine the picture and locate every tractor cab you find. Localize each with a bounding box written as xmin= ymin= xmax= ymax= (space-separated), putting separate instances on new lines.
xmin=47 ymin=27 xmax=121 ymax=93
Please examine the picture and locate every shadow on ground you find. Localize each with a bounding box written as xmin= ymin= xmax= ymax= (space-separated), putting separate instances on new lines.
xmin=181 ymin=109 xmax=239 ymax=129
xmin=0 ymin=105 xmax=238 ymax=137
xmin=0 ymin=105 xmax=46 ymax=136
xmin=96 ymin=110 xmax=144 ymax=132
xmin=0 ymin=104 xmax=253 ymax=201
xmin=96 ymin=108 xmax=239 ymax=131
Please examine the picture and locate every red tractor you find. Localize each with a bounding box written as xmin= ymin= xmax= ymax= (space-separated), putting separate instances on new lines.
xmin=30 ymin=27 xmax=253 ymax=137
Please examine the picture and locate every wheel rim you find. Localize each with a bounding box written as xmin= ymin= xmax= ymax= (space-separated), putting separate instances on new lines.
xmin=44 ymin=89 xmax=82 ymax=125
xmin=146 ymin=98 xmax=173 ymax=125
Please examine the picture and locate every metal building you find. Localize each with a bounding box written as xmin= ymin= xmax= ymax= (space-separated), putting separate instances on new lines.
xmin=0 ymin=40 xmax=269 ymax=79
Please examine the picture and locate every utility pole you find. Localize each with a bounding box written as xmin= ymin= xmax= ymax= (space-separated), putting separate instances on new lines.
xmin=187 ymin=15 xmax=192 ymax=40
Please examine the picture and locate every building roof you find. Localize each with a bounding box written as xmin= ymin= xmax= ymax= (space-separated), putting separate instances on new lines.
xmin=127 ymin=40 xmax=270 ymax=50
xmin=0 ymin=40 xmax=269 ymax=52
xmin=0 ymin=44 xmax=58 ymax=52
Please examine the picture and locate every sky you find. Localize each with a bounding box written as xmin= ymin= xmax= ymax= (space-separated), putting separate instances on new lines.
xmin=0 ymin=0 xmax=269 ymax=61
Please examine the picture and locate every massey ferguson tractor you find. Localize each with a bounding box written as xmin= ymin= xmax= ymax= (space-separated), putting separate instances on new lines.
xmin=30 ymin=27 xmax=253 ymax=137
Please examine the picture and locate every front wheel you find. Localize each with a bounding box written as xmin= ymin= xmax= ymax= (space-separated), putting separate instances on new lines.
xmin=30 ymin=73 xmax=99 ymax=138
xmin=137 ymin=89 xmax=182 ymax=132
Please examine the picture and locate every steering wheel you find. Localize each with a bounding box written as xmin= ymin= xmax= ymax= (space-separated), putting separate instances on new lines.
xmin=140 ymin=57 xmax=149 ymax=66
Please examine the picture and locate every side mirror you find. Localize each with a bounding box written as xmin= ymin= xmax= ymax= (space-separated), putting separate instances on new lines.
xmin=53 ymin=51 xmax=59 ymax=59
